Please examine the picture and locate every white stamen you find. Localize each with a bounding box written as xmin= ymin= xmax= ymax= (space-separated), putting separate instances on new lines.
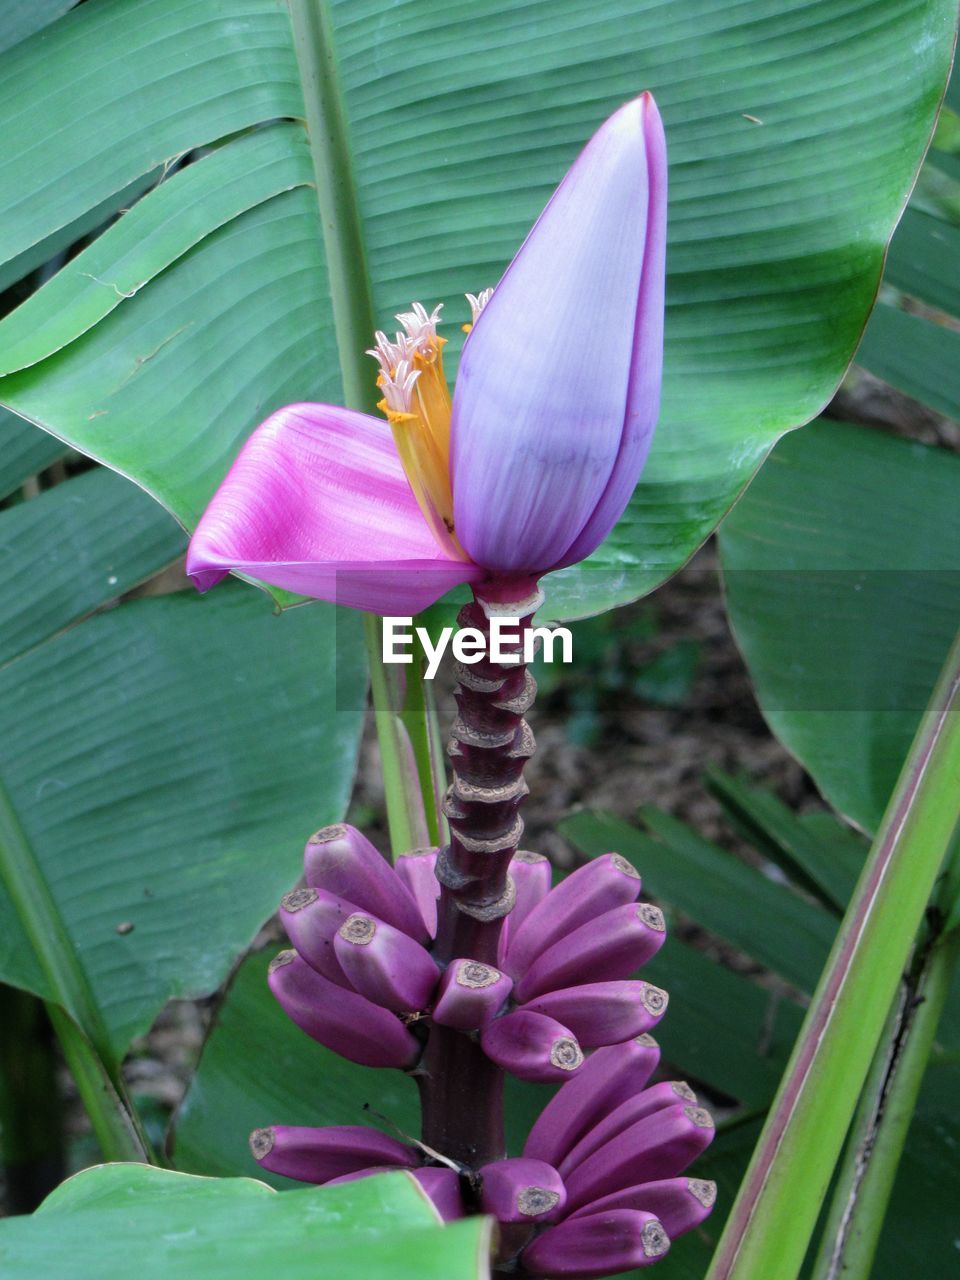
xmin=380 ymin=357 xmax=420 ymax=414
xmin=395 ymin=301 xmax=444 ymax=351
xmin=465 ymin=288 xmax=494 ymax=326
xmin=366 ymin=329 xmax=417 ymax=376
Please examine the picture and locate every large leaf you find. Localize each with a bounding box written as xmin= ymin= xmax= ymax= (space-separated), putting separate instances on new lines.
xmin=0 ymin=467 xmax=184 ymax=665
xmin=883 ymin=206 xmax=960 ymax=314
xmin=0 ymin=408 xmax=67 ymax=501
xmin=704 ymin=768 xmax=865 ymax=912
xmin=857 ymin=303 xmax=960 ymax=420
xmin=0 ymin=1163 xmax=491 ymax=1280
xmin=0 ymin=0 xmax=954 ymax=617
xmin=0 ymin=0 xmax=302 ymax=267
xmin=560 ymin=807 xmax=835 ymax=993
xmin=718 ymin=420 xmax=960 ymax=833
xmin=0 ymin=125 xmax=313 ymax=377
xmin=0 ymin=1 xmax=76 ymax=55
xmin=0 ymin=471 xmax=366 ymax=1060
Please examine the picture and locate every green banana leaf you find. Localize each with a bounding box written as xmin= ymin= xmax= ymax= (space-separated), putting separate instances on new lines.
xmin=0 ymin=469 xmax=366 ymax=1066
xmin=0 ymin=1163 xmax=491 ymax=1280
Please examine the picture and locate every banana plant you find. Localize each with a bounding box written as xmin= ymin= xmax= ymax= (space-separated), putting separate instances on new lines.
xmin=0 ymin=0 xmax=956 ymax=1276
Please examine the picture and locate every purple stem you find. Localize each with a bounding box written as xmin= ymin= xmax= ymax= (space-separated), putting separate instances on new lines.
xmin=417 ymin=588 xmax=539 ymax=1172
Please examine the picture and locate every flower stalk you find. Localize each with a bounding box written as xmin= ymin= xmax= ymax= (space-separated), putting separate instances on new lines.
xmin=418 ymin=587 xmax=540 ymax=1171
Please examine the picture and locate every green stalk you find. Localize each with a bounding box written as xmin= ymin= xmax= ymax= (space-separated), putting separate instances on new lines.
xmin=0 ymin=785 xmax=151 ymax=1163
xmin=287 ymin=0 xmax=432 ymax=853
xmin=706 ymin=627 xmax=960 ymax=1280
xmin=363 ymin=614 xmax=430 ymax=856
xmin=809 ymin=923 xmax=960 ymax=1280
xmin=286 ymin=0 xmax=379 ymax=418
xmin=399 ymin=634 xmax=449 ymax=846
xmin=46 ymin=1004 xmax=154 ymax=1165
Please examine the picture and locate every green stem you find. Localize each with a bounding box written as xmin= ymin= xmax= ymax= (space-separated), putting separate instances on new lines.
xmin=809 ymin=924 xmax=960 ymax=1280
xmin=0 ymin=784 xmax=151 ymax=1163
xmin=46 ymin=1004 xmax=153 ymax=1164
xmin=705 ymin=627 xmax=960 ymax=1280
xmin=363 ymin=614 xmax=430 ymax=856
xmin=286 ymin=0 xmax=379 ymax=417
xmin=288 ymin=0 xmax=432 ymax=853
xmin=399 ymin=634 xmax=449 ymax=846
xmin=0 ymin=782 xmax=111 ymax=1069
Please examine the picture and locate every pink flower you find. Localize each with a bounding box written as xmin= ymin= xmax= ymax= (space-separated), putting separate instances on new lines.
xmin=186 ymin=94 xmax=667 ymax=614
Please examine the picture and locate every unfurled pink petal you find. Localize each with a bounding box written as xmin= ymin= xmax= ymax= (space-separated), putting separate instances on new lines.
xmin=186 ymin=402 xmax=481 ymax=613
xmin=451 ymin=93 xmax=666 ymax=574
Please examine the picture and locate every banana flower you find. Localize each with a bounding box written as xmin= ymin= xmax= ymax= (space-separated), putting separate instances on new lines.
xmin=186 ymin=94 xmax=667 ymax=613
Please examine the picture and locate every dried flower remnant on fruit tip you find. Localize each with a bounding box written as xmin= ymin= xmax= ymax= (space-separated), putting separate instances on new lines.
xmin=551 ymin=1037 xmax=585 ymax=1071
xmin=457 ymin=961 xmax=501 ymax=989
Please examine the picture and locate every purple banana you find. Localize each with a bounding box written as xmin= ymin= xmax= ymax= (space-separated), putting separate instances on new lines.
xmin=514 ymin=902 xmax=667 ymax=1002
xmin=523 ymin=1035 xmax=662 ymax=1166
xmin=412 ymin=1166 xmax=465 ymax=1221
xmin=248 ymin=1124 xmax=417 ymax=1184
xmin=558 ymin=1081 xmax=697 ymax=1177
xmin=479 ymin=1157 xmax=566 ymax=1223
xmin=567 ymin=1176 xmax=717 ymax=1237
xmin=503 ymin=853 xmax=641 ymax=977
xmin=480 ymin=1009 xmax=584 ymax=1083
xmin=278 ymin=886 xmax=355 ymax=987
xmin=563 ymin=1103 xmax=716 ymax=1212
xmin=395 ymin=848 xmax=440 ymax=938
xmin=268 ymin=950 xmax=420 ymax=1068
xmin=431 ymin=959 xmax=513 ymax=1031
xmin=326 ymin=1165 xmax=465 ymax=1222
xmin=521 ymin=1208 xmax=670 ymax=1277
xmin=303 ymin=824 xmax=428 ymax=943
xmin=333 ymin=912 xmax=440 ymax=1013
xmin=523 ymin=980 xmax=668 ymax=1047
xmin=502 ymin=849 xmax=553 ymax=947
